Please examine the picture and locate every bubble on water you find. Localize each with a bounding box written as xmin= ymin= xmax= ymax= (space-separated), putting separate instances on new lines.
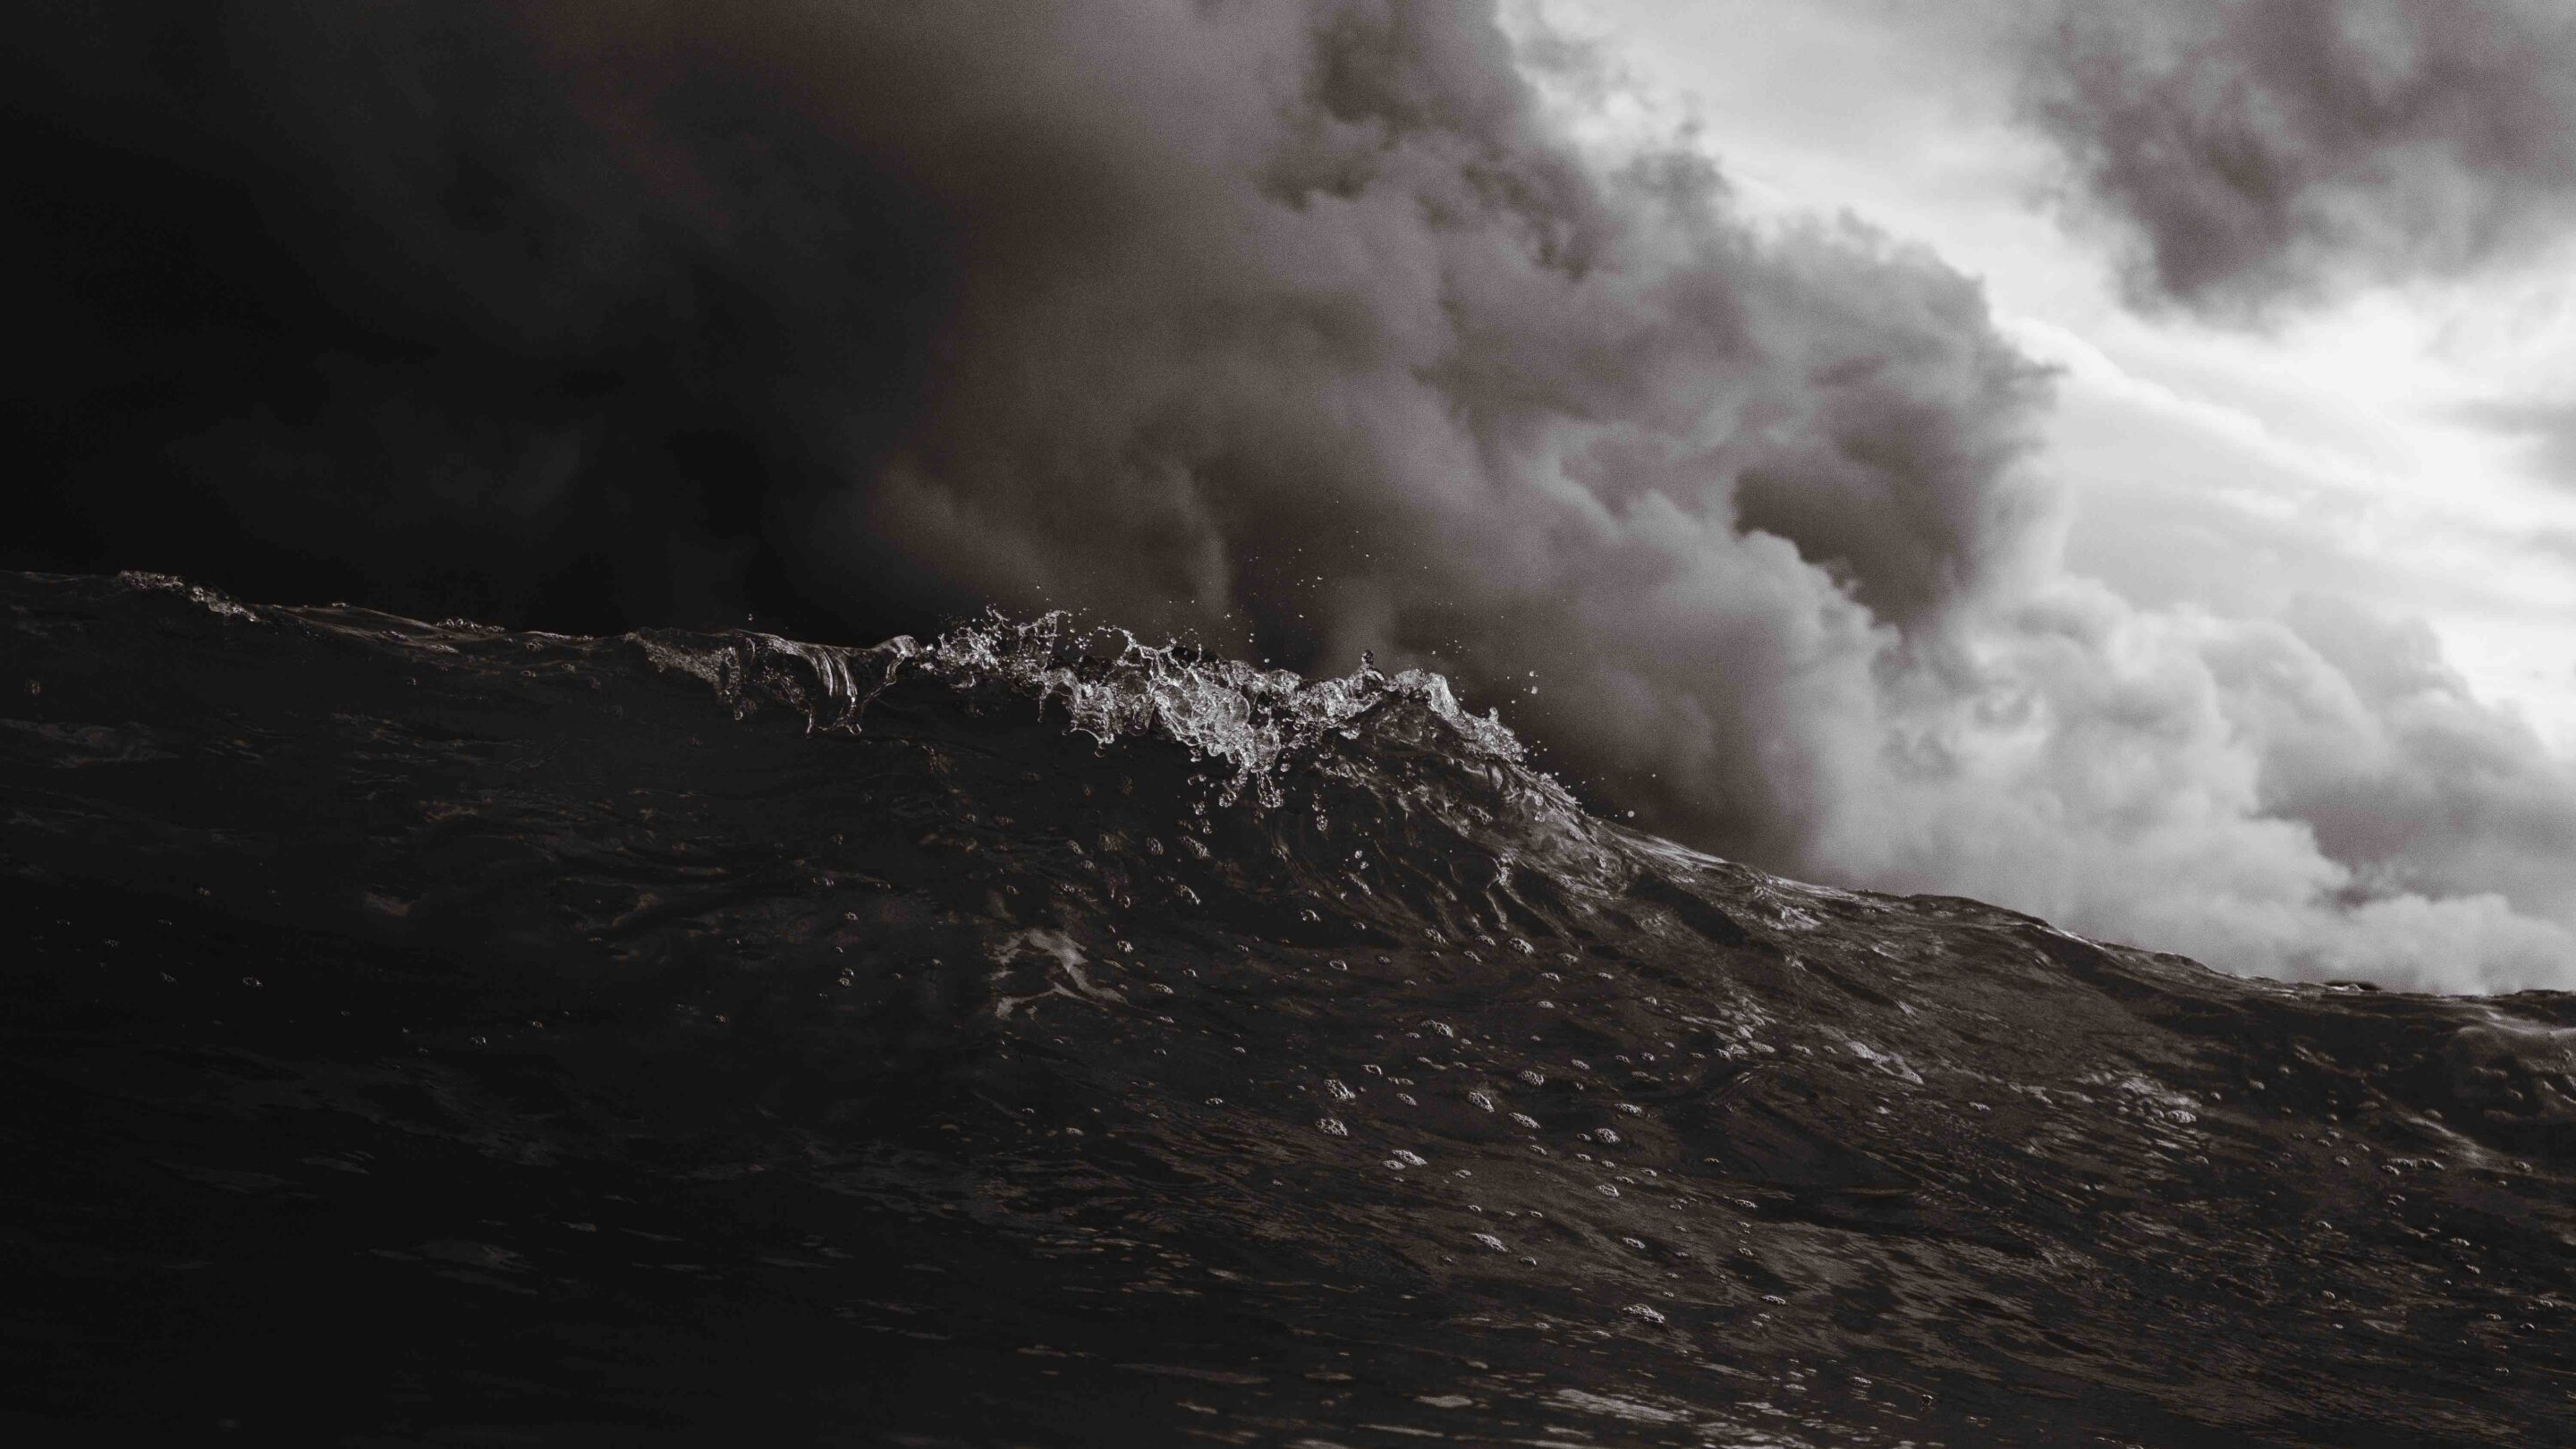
xmin=1622 ymin=1236 xmax=1648 ymax=1250
xmin=1597 ymin=1127 xmax=1622 ymax=1145
xmin=1384 ymin=1158 xmax=1410 ymax=1171
xmin=1468 ymin=1091 xmax=1495 ymax=1112
xmin=1317 ymin=1117 xmax=1348 ymax=1137
xmin=1428 ymin=1021 xmax=1456 ymax=1038
xmin=1597 ymin=1183 xmax=1621 ymax=1198
xmin=1623 ymin=1303 xmax=1666 ymax=1324
xmin=1475 ymin=1233 xmax=1507 ymax=1252
xmin=1393 ymin=1148 xmax=1428 ymax=1166
xmin=1615 ymin=1103 xmax=1643 ymax=1116
xmin=1364 ymin=1064 xmax=1384 ymax=1076
xmin=1511 ymin=1113 xmax=1540 ymax=1129
xmin=1326 ymin=1080 xmax=1357 ymax=1102
xmin=1519 ymin=1069 xmax=1546 ymax=1086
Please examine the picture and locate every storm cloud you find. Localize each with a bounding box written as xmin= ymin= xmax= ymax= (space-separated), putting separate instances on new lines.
xmin=10 ymin=0 xmax=2574 ymax=988
xmin=2009 ymin=0 xmax=2576 ymax=315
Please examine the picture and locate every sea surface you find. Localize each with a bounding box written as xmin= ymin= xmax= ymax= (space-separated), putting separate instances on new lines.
xmin=4 ymin=569 xmax=2573 ymax=1445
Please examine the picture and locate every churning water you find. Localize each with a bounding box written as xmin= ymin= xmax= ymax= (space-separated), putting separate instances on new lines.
xmin=4 ymin=571 xmax=2573 ymax=1445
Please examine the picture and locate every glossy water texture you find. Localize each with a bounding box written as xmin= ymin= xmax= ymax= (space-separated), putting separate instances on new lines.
xmin=4 ymin=571 xmax=2573 ymax=1445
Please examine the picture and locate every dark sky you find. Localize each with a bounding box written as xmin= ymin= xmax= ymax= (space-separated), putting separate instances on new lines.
xmin=11 ymin=0 xmax=2576 ymax=990
xmin=10 ymin=2 xmax=965 ymax=639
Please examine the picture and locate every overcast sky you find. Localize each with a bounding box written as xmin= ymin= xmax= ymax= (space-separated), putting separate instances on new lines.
xmin=1558 ymin=0 xmax=2576 ymax=748
xmin=1510 ymin=0 xmax=2576 ymax=990
xmin=11 ymin=1 xmax=2575 ymax=992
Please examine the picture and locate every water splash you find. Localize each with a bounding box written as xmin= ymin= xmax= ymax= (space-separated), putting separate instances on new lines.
xmin=639 ymin=609 xmax=1530 ymax=809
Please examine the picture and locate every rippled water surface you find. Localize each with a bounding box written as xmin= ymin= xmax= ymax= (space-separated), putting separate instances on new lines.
xmin=4 ymin=571 xmax=2574 ymax=1445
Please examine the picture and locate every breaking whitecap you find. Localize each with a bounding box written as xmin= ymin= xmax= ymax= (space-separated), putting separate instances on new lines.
xmin=635 ymin=608 xmax=1533 ymax=809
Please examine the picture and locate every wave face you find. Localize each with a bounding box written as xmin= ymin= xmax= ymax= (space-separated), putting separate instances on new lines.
xmin=4 ymin=570 xmax=2575 ymax=1445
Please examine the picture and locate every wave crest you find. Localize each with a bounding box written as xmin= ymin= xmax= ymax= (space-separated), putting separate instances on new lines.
xmin=639 ymin=610 xmax=1530 ymax=808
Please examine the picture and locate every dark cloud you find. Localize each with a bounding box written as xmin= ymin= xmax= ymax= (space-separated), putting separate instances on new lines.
xmin=2012 ymin=0 xmax=2576 ymax=315
xmin=6 ymin=0 xmax=2049 ymax=831
xmin=2209 ymin=595 xmax=2576 ymax=928
xmin=6 ymin=0 xmax=961 ymax=633
xmin=7 ymin=0 xmax=2571 ymax=987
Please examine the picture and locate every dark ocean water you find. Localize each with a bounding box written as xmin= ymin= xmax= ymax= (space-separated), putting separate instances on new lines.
xmin=4 ymin=569 xmax=2574 ymax=1446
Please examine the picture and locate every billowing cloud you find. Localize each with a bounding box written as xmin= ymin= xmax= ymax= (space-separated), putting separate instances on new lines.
xmin=1830 ymin=584 xmax=2576 ymax=993
xmin=7 ymin=0 xmax=2573 ymax=988
xmin=2012 ymin=0 xmax=2576 ymax=315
